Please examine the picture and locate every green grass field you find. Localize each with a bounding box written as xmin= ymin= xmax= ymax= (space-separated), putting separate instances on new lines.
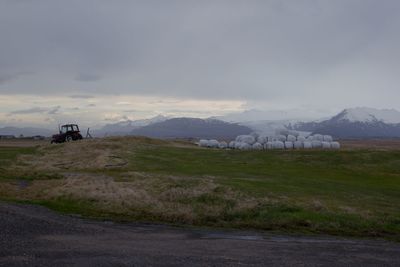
xmin=1 ymin=138 xmax=399 ymax=240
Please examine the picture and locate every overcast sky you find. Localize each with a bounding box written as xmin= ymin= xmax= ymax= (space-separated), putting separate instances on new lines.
xmin=1 ymin=0 xmax=399 ymax=127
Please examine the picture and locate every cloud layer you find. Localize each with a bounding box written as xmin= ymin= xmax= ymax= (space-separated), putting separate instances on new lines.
xmin=0 ymin=0 xmax=399 ymax=126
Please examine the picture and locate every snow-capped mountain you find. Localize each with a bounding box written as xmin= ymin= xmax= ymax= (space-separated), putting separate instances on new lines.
xmin=332 ymin=107 xmax=400 ymax=124
xmin=292 ymin=107 xmax=400 ymax=138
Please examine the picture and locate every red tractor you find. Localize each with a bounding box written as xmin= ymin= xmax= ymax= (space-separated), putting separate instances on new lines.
xmin=51 ymin=124 xmax=83 ymax=144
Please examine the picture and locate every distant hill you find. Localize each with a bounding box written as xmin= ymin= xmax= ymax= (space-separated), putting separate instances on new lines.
xmin=93 ymin=115 xmax=169 ymax=136
xmin=0 ymin=127 xmax=53 ymax=137
xmin=214 ymin=109 xmax=319 ymax=134
xmin=292 ymin=107 xmax=400 ymax=138
xmin=130 ymin=118 xmax=252 ymax=140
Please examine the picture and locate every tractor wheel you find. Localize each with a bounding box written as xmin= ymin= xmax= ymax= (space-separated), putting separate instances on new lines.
xmin=66 ymin=136 xmax=73 ymax=142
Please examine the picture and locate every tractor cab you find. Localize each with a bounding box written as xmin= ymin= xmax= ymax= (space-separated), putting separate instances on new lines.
xmin=51 ymin=124 xmax=83 ymax=143
xmin=60 ymin=124 xmax=80 ymax=134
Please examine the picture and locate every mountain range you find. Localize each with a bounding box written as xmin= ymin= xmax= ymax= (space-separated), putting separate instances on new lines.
xmin=93 ymin=115 xmax=169 ymax=136
xmin=2 ymin=107 xmax=400 ymax=139
xmin=291 ymin=107 xmax=400 ymax=138
xmin=130 ymin=118 xmax=251 ymax=140
xmin=0 ymin=127 xmax=54 ymax=137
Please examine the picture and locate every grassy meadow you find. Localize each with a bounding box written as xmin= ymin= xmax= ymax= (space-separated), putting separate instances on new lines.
xmin=0 ymin=137 xmax=399 ymax=240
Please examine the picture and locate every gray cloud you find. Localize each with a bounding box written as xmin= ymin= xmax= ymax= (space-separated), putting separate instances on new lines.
xmin=69 ymin=95 xmax=95 ymax=99
xmin=9 ymin=107 xmax=48 ymax=115
xmin=0 ymin=74 xmax=15 ymax=85
xmin=0 ymin=72 xmax=33 ymax=85
xmin=48 ymin=106 xmax=61 ymax=114
xmin=9 ymin=106 xmax=61 ymax=115
xmin=75 ymin=73 xmax=102 ymax=82
xmin=0 ymin=0 xmax=399 ymax=114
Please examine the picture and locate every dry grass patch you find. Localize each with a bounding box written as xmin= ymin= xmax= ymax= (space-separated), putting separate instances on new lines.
xmin=38 ymin=172 xmax=264 ymax=224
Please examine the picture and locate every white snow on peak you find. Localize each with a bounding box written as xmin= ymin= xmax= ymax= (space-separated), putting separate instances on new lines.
xmin=340 ymin=107 xmax=400 ymax=124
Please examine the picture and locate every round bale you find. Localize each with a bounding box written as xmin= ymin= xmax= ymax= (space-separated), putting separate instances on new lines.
xmin=228 ymin=141 xmax=236 ymax=149
xmin=277 ymin=135 xmax=287 ymax=142
xmin=313 ymin=134 xmax=323 ymax=141
xmin=322 ymin=141 xmax=331 ymax=149
xmin=208 ymin=139 xmax=220 ymax=148
xmin=273 ymin=141 xmax=285 ymax=149
xmin=303 ymin=141 xmax=312 ymax=149
xmin=237 ymin=135 xmax=256 ymax=145
xmin=311 ymin=140 xmax=323 ymax=148
xmin=252 ymin=142 xmax=263 ymax=150
xmin=297 ymin=136 xmax=306 ymax=142
xmin=331 ymin=141 xmax=341 ymax=149
xmin=239 ymin=142 xmax=252 ymax=150
xmin=257 ymin=135 xmax=268 ymax=144
xmin=294 ymin=141 xmax=303 ymax=149
xmin=199 ymin=139 xmax=208 ymax=147
xmin=235 ymin=141 xmax=242 ymax=149
xmin=285 ymin=141 xmax=294 ymax=149
xmin=219 ymin=141 xmax=228 ymax=149
xmin=264 ymin=141 xmax=273 ymax=150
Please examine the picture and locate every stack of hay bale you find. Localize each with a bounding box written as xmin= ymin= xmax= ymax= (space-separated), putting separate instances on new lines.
xmin=198 ymin=130 xmax=340 ymax=150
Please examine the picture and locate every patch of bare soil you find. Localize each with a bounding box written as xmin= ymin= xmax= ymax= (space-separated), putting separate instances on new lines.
xmin=341 ymin=139 xmax=400 ymax=150
xmin=14 ymin=139 xmax=125 ymax=171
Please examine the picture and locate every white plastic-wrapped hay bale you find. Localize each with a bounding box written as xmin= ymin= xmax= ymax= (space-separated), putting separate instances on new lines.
xmin=303 ymin=141 xmax=312 ymax=149
xmin=306 ymin=135 xmax=314 ymax=141
xmin=264 ymin=141 xmax=273 ymax=150
xmin=288 ymin=130 xmax=300 ymax=137
xmin=331 ymin=141 xmax=341 ymax=149
xmin=285 ymin=141 xmax=294 ymax=149
xmin=199 ymin=139 xmax=208 ymax=147
xmin=235 ymin=135 xmax=245 ymax=142
xmin=236 ymin=135 xmax=256 ymax=145
xmin=239 ymin=142 xmax=252 ymax=150
xmin=311 ymin=140 xmax=322 ymax=148
xmin=323 ymin=135 xmax=333 ymax=142
xmin=208 ymin=139 xmax=220 ymax=148
xmin=219 ymin=141 xmax=228 ymax=149
xmin=250 ymin=132 xmax=259 ymax=139
xmin=257 ymin=135 xmax=268 ymax=144
xmin=287 ymin=135 xmax=296 ymax=142
xmin=297 ymin=136 xmax=306 ymax=142
xmin=234 ymin=141 xmax=242 ymax=149
xmin=313 ymin=134 xmax=323 ymax=141
xmin=277 ymin=135 xmax=287 ymax=142
xmin=273 ymin=141 xmax=285 ymax=149
xmin=294 ymin=141 xmax=303 ymax=149
xmin=252 ymin=142 xmax=263 ymax=150
xmin=322 ymin=141 xmax=331 ymax=149
xmin=276 ymin=129 xmax=289 ymax=136
xmin=228 ymin=141 xmax=236 ymax=149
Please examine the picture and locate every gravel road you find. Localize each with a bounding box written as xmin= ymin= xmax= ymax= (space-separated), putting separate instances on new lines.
xmin=1 ymin=202 xmax=399 ymax=266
